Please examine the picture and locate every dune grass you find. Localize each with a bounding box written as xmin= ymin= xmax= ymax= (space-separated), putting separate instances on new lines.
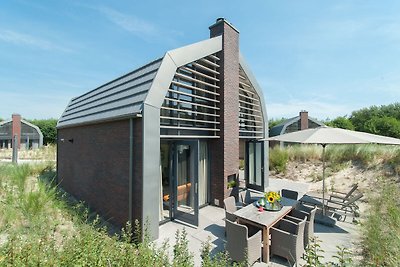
xmin=0 ymin=145 xmax=56 ymax=161
xmin=270 ymin=144 xmax=400 ymax=176
xmin=361 ymin=180 xmax=400 ymax=266
xmin=0 ymin=162 xmax=243 ymax=266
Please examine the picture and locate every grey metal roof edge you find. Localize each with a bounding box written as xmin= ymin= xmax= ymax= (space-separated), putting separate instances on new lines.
xmin=309 ymin=117 xmax=325 ymax=126
xmin=239 ymin=52 xmax=268 ymax=138
xmin=0 ymin=119 xmax=11 ymax=126
xmin=270 ymin=116 xmax=299 ymax=132
xmin=144 ymin=36 xmax=223 ymax=109
xmin=56 ymin=113 xmax=142 ymax=130
xmin=57 ymin=99 xmax=73 ymax=128
xmin=71 ymin=57 xmax=163 ymax=102
xmin=280 ymin=116 xmax=300 ymax=135
xmin=20 ymin=119 xmax=44 ymax=139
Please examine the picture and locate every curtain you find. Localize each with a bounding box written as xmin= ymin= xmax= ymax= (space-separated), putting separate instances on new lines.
xmin=199 ymin=141 xmax=208 ymax=206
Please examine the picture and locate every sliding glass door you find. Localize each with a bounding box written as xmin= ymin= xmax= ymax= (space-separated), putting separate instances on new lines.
xmin=245 ymin=140 xmax=264 ymax=191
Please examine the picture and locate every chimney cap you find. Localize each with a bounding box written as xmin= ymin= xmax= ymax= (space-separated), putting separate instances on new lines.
xmin=209 ymin=18 xmax=239 ymax=33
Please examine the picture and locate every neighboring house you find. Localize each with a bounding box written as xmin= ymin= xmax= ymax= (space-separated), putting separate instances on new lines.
xmin=57 ymin=19 xmax=268 ymax=240
xmin=269 ymin=111 xmax=325 ymax=147
xmin=0 ymin=114 xmax=43 ymax=149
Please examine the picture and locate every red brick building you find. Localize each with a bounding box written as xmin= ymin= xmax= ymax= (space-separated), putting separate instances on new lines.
xmin=57 ymin=19 xmax=268 ymax=240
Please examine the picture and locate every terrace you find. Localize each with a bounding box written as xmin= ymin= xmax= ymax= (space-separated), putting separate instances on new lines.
xmin=155 ymin=178 xmax=360 ymax=266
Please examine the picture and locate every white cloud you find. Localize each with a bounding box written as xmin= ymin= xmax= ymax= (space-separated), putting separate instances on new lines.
xmin=0 ymin=29 xmax=71 ymax=52
xmin=97 ymin=6 xmax=157 ymax=36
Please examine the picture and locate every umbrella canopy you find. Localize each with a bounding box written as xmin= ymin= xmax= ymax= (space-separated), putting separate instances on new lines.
xmin=267 ymin=126 xmax=400 ymax=145
xmin=266 ymin=126 xmax=400 ymax=215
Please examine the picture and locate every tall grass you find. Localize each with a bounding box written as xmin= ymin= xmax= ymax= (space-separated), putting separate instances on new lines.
xmin=0 ymin=144 xmax=56 ymax=161
xmin=0 ymin=163 xmax=239 ymax=266
xmin=269 ymin=146 xmax=289 ymax=173
xmin=269 ymin=144 xmax=400 ymax=176
xmin=361 ymin=180 xmax=400 ymax=266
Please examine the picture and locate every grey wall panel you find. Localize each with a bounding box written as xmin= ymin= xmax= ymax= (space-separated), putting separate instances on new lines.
xmin=144 ymin=54 xmax=177 ymax=109
xmin=141 ymin=103 xmax=160 ymax=240
xmin=58 ymin=104 xmax=142 ymax=128
xmin=167 ymin=36 xmax=222 ymax=67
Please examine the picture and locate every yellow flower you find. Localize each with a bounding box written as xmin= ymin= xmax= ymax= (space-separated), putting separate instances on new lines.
xmin=265 ymin=191 xmax=281 ymax=203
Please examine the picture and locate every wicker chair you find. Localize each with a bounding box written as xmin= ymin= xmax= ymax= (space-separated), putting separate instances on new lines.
xmin=281 ymin=189 xmax=299 ymax=200
xmin=285 ymin=205 xmax=317 ymax=248
xmin=270 ymin=218 xmax=306 ymax=265
xmin=239 ymin=189 xmax=264 ymax=206
xmin=226 ymin=219 xmax=262 ymax=265
xmin=224 ymin=196 xmax=238 ymax=228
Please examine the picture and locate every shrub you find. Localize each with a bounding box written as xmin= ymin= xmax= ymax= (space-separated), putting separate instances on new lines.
xmin=269 ymin=146 xmax=289 ymax=173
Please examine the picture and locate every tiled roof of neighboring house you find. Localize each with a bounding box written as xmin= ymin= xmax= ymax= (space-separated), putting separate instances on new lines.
xmin=269 ymin=115 xmax=324 ymax=137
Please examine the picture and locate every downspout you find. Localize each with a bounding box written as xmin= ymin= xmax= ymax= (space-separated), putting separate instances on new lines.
xmin=129 ymin=118 xmax=134 ymax=223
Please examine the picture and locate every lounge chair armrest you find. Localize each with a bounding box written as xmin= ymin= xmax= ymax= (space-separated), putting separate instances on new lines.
xmin=248 ymin=229 xmax=262 ymax=244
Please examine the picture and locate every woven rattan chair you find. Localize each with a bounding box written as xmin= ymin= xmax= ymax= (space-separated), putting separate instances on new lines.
xmin=270 ymin=217 xmax=306 ymax=265
xmin=226 ymin=219 xmax=262 ymax=265
xmin=281 ymin=189 xmax=299 ymax=200
xmin=285 ymin=205 xmax=317 ymax=248
xmin=224 ymin=196 xmax=238 ymax=232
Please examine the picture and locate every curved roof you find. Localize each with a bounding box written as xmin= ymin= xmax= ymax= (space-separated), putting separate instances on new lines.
xmin=269 ymin=115 xmax=325 ymax=137
xmin=57 ymin=36 xmax=222 ymax=128
xmin=57 ymin=34 xmax=267 ymax=133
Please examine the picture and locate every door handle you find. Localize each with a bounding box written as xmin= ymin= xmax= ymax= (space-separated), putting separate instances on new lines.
xmin=195 ymin=183 xmax=198 ymax=194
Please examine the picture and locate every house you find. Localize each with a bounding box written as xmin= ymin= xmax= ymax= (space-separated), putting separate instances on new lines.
xmin=0 ymin=114 xmax=43 ymax=149
xmin=57 ymin=18 xmax=268 ymax=240
xmin=269 ymin=111 xmax=325 ymax=147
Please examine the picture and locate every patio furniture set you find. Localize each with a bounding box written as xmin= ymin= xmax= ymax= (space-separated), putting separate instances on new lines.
xmin=223 ymin=186 xmax=362 ymax=265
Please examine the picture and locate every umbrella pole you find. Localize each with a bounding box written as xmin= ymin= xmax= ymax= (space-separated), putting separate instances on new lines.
xmin=322 ymin=144 xmax=326 ymax=215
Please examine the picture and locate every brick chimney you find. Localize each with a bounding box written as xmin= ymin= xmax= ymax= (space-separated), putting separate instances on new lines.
xmin=12 ymin=113 xmax=21 ymax=149
xmin=300 ymin=110 xmax=309 ymax=130
xmin=209 ymin=18 xmax=240 ymax=206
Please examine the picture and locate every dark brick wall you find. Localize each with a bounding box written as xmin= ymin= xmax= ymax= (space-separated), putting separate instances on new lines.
xmin=209 ymin=20 xmax=240 ymax=206
xmin=12 ymin=114 xmax=21 ymax=149
xmin=57 ymin=119 xmax=143 ymax=228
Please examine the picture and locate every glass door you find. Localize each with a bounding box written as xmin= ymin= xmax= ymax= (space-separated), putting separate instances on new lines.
xmin=172 ymin=140 xmax=199 ymax=226
xmin=245 ymin=140 xmax=264 ymax=191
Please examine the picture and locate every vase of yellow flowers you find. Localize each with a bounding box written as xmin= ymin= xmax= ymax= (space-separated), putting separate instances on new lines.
xmin=263 ymin=191 xmax=282 ymax=211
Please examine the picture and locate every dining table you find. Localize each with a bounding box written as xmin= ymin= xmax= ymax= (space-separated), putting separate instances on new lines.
xmin=233 ymin=197 xmax=298 ymax=263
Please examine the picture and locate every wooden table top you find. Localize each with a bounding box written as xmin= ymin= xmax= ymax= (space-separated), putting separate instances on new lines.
xmin=234 ymin=197 xmax=298 ymax=228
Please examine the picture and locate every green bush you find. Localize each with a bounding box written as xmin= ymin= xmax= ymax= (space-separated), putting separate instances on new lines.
xmin=269 ymin=146 xmax=289 ymax=173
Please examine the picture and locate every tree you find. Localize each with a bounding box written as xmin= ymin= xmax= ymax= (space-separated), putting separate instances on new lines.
xmin=325 ymin=116 xmax=355 ymax=130
xmin=364 ymin=116 xmax=400 ymax=138
xmin=349 ymin=102 xmax=400 ymax=138
xmin=29 ymin=119 xmax=58 ymax=145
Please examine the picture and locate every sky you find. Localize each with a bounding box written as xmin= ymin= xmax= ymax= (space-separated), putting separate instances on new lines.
xmin=0 ymin=0 xmax=399 ymax=121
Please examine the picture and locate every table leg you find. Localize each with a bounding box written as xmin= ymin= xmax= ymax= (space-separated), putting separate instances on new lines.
xmin=262 ymin=227 xmax=270 ymax=263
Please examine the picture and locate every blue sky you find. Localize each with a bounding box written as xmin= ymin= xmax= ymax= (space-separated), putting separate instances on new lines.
xmin=1 ymin=0 xmax=399 ymax=121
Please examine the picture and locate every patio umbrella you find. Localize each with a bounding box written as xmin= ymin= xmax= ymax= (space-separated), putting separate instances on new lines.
xmin=267 ymin=126 xmax=400 ymax=214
